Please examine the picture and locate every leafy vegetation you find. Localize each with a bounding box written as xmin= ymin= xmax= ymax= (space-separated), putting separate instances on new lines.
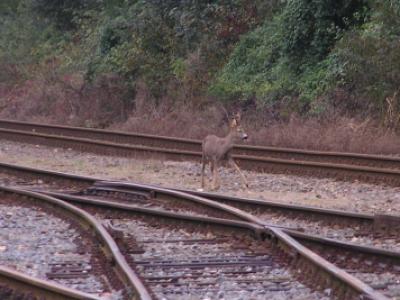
xmin=211 ymin=0 xmax=369 ymax=111
xmin=1 ymin=0 xmax=400 ymax=125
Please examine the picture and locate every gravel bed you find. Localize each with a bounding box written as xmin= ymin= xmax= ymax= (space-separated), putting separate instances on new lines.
xmin=349 ymin=272 xmax=400 ymax=299
xmin=0 ymin=141 xmax=399 ymax=215
xmin=0 ymin=204 xmax=119 ymax=298
xmin=107 ymin=217 xmax=329 ymax=300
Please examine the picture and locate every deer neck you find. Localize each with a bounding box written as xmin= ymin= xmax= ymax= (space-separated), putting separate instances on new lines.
xmin=221 ymin=129 xmax=236 ymax=151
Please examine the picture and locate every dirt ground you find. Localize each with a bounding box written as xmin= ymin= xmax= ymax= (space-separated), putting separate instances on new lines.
xmin=0 ymin=141 xmax=399 ymax=214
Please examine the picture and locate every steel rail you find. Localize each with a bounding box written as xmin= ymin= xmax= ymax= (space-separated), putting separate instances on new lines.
xmin=46 ymin=192 xmax=272 ymax=242
xmin=28 ymin=189 xmax=389 ymax=299
xmin=92 ymin=181 xmax=266 ymax=224
xmin=0 ymin=265 xmax=102 ymax=300
xmin=171 ymin=187 xmax=400 ymax=236
xmin=87 ymin=183 xmax=400 ymax=260
xmin=0 ymin=118 xmax=399 ymax=169
xmin=0 ymin=163 xmax=391 ymax=298
xmin=2 ymin=161 xmax=398 ymax=261
xmin=38 ymin=189 xmax=400 ymax=265
xmin=1 ymin=127 xmax=400 ymax=185
xmin=0 ymin=161 xmax=396 ymax=236
xmin=28 ymin=190 xmax=267 ymax=235
xmin=286 ymin=229 xmax=400 ymax=260
xmin=269 ymin=228 xmax=388 ymax=300
xmin=0 ymin=186 xmax=152 ymax=300
xmin=93 ymin=181 xmax=400 ymax=239
xmin=176 ymin=186 xmax=373 ymax=218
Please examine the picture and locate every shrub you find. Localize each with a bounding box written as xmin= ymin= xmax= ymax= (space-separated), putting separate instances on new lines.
xmin=333 ymin=0 xmax=400 ymax=116
xmin=211 ymin=0 xmax=368 ymax=115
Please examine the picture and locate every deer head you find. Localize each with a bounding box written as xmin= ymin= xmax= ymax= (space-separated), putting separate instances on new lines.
xmin=229 ymin=113 xmax=248 ymax=141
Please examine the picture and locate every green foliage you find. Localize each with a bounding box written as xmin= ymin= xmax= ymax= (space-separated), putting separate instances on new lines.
xmin=83 ymin=0 xmax=274 ymax=97
xmin=0 ymin=0 xmax=22 ymax=15
xmin=99 ymin=17 xmax=130 ymax=55
xmin=31 ymin=0 xmax=100 ymax=30
xmin=280 ymin=0 xmax=368 ymax=68
xmin=212 ymin=0 xmax=368 ymax=114
xmin=333 ymin=0 xmax=400 ymax=112
xmin=172 ymin=58 xmax=186 ymax=80
xmin=0 ymin=1 xmax=57 ymax=65
xmin=2 ymin=0 xmax=400 ymax=120
xmin=209 ymin=21 xmax=281 ymax=100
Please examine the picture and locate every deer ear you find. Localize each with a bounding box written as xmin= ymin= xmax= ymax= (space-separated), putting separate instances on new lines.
xmin=235 ymin=112 xmax=241 ymax=122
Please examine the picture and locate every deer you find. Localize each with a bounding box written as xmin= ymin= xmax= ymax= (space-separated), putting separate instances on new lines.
xmin=201 ymin=113 xmax=249 ymax=190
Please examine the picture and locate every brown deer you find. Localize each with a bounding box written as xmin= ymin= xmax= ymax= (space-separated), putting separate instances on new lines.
xmin=201 ymin=113 xmax=249 ymax=190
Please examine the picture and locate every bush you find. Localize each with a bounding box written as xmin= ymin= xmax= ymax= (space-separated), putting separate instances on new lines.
xmin=211 ymin=0 xmax=368 ymax=115
xmin=333 ymin=0 xmax=400 ymax=115
xmin=3 ymin=0 xmax=400 ymax=126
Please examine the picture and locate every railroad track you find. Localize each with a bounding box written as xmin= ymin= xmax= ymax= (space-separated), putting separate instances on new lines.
xmin=79 ymin=182 xmax=400 ymax=299
xmin=0 ymin=265 xmax=103 ymax=300
xmin=33 ymin=186 xmax=400 ymax=299
xmin=0 ymin=160 xmax=399 ymax=249
xmin=69 ymin=182 xmax=400 ymax=299
xmin=1 ymin=160 xmax=399 ymax=244
xmin=0 ymin=183 xmax=383 ymax=299
xmin=171 ymin=188 xmax=400 ymax=251
xmin=0 ymin=119 xmax=399 ymax=185
xmin=0 ymin=186 xmax=151 ymax=299
xmin=0 ymin=161 xmax=398 ymax=298
xmin=23 ymin=186 xmax=388 ymax=299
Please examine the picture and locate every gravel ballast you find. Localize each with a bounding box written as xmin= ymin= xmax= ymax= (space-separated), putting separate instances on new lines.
xmin=0 ymin=141 xmax=399 ymax=215
xmin=108 ymin=217 xmax=329 ymax=300
xmin=0 ymin=203 xmax=118 ymax=299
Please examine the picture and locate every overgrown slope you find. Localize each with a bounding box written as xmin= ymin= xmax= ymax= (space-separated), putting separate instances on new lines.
xmin=1 ymin=0 xmax=400 ymax=153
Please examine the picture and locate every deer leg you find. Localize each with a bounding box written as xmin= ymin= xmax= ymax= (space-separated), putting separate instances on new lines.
xmin=213 ymin=161 xmax=220 ymax=190
xmin=210 ymin=161 xmax=219 ymax=190
xmin=211 ymin=161 xmax=216 ymax=190
xmin=209 ymin=161 xmax=214 ymax=185
xmin=229 ymin=158 xmax=249 ymax=189
xmin=201 ymin=155 xmax=206 ymax=188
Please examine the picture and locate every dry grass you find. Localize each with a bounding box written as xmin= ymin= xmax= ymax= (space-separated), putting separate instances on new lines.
xmin=2 ymin=72 xmax=400 ymax=155
xmin=249 ymin=116 xmax=400 ymax=154
xmin=0 ymin=71 xmax=132 ymax=127
xmin=113 ymin=106 xmax=400 ymax=155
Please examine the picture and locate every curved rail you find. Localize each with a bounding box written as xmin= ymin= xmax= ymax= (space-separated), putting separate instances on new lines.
xmin=0 ymin=265 xmax=102 ymax=300
xmin=93 ymin=181 xmax=400 ymax=241
xmin=171 ymin=187 xmax=400 ymax=237
xmin=269 ymin=228 xmax=387 ymax=300
xmin=0 ymin=186 xmax=152 ymax=300
xmin=93 ymin=181 xmax=265 ymax=224
xmin=32 ymin=190 xmax=267 ymax=236
xmin=0 ymin=161 xmax=397 ymax=237
xmin=0 ymin=162 xmax=393 ymax=299
xmin=29 ymin=189 xmax=389 ymax=299
xmin=38 ymin=189 xmax=400 ymax=265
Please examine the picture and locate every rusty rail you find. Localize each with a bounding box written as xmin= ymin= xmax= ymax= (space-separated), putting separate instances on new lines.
xmin=269 ymin=228 xmax=388 ymax=300
xmin=171 ymin=186 xmax=400 ymax=237
xmin=0 ymin=127 xmax=400 ymax=185
xmin=0 ymin=118 xmax=399 ymax=169
xmin=0 ymin=265 xmax=102 ymax=300
xmin=38 ymin=189 xmax=400 ymax=267
xmin=0 ymin=162 xmax=393 ymax=299
xmin=0 ymin=186 xmax=152 ymax=300
xmin=32 ymin=187 xmax=389 ymax=299
xmin=0 ymin=161 xmax=398 ymax=238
